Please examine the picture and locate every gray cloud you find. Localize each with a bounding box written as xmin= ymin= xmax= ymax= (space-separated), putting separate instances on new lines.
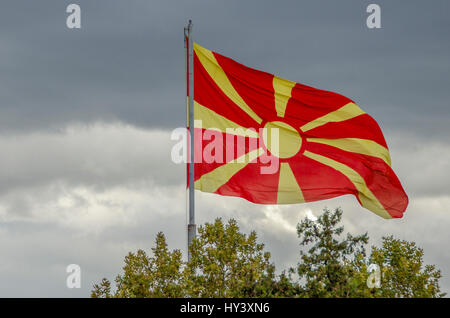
xmin=0 ymin=123 xmax=183 ymax=195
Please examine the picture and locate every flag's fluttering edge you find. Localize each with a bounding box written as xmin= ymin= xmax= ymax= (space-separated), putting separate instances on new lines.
xmin=187 ymin=43 xmax=408 ymax=219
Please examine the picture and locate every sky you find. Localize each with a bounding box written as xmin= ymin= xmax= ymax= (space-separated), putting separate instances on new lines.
xmin=0 ymin=0 xmax=449 ymax=297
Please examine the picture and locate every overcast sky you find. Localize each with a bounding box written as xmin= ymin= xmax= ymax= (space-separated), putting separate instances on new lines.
xmin=0 ymin=0 xmax=449 ymax=297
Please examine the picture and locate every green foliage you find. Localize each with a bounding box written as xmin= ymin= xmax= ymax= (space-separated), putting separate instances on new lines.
xmin=92 ymin=208 xmax=446 ymax=298
xmin=293 ymin=208 xmax=369 ymax=297
xmin=184 ymin=219 xmax=275 ymax=297
xmin=92 ymin=232 xmax=184 ymax=298
xmin=292 ymin=208 xmax=446 ymax=298
xmin=92 ymin=218 xmax=295 ymax=298
xmin=369 ymin=236 xmax=446 ymax=298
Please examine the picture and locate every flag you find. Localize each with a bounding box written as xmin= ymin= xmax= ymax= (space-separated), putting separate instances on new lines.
xmin=188 ymin=43 xmax=408 ymax=219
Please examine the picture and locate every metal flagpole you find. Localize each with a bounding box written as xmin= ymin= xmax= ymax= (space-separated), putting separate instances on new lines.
xmin=186 ymin=20 xmax=196 ymax=262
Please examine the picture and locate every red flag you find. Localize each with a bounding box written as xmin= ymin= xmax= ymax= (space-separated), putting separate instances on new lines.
xmin=188 ymin=43 xmax=408 ymax=219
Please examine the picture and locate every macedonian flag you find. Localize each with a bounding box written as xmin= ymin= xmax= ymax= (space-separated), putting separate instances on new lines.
xmin=188 ymin=43 xmax=408 ymax=219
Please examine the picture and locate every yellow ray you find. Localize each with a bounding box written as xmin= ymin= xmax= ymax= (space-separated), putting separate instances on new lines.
xmin=194 ymin=148 xmax=263 ymax=193
xmin=306 ymin=137 xmax=391 ymax=166
xmin=277 ymin=162 xmax=305 ymax=204
xmin=194 ymin=43 xmax=263 ymax=125
xmin=303 ymin=150 xmax=391 ymax=219
xmin=273 ymin=76 xmax=296 ymax=118
xmin=194 ymin=101 xmax=259 ymax=138
xmin=300 ymin=102 xmax=365 ymax=132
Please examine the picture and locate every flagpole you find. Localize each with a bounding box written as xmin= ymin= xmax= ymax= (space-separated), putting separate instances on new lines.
xmin=186 ymin=20 xmax=196 ymax=262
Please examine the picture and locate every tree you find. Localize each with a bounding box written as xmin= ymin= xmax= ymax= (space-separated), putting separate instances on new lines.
xmin=184 ymin=218 xmax=275 ymax=297
xmin=292 ymin=208 xmax=446 ymax=298
xmin=369 ymin=236 xmax=445 ymax=298
xmin=92 ymin=209 xmax=446 ymax=298
xmin=92 ymin=218 xmax=296 ymax=298
xmin=92 ymin=232 xmax=184 ymax=298
xmin=293 ymin=208 xmax=369 ymax=297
